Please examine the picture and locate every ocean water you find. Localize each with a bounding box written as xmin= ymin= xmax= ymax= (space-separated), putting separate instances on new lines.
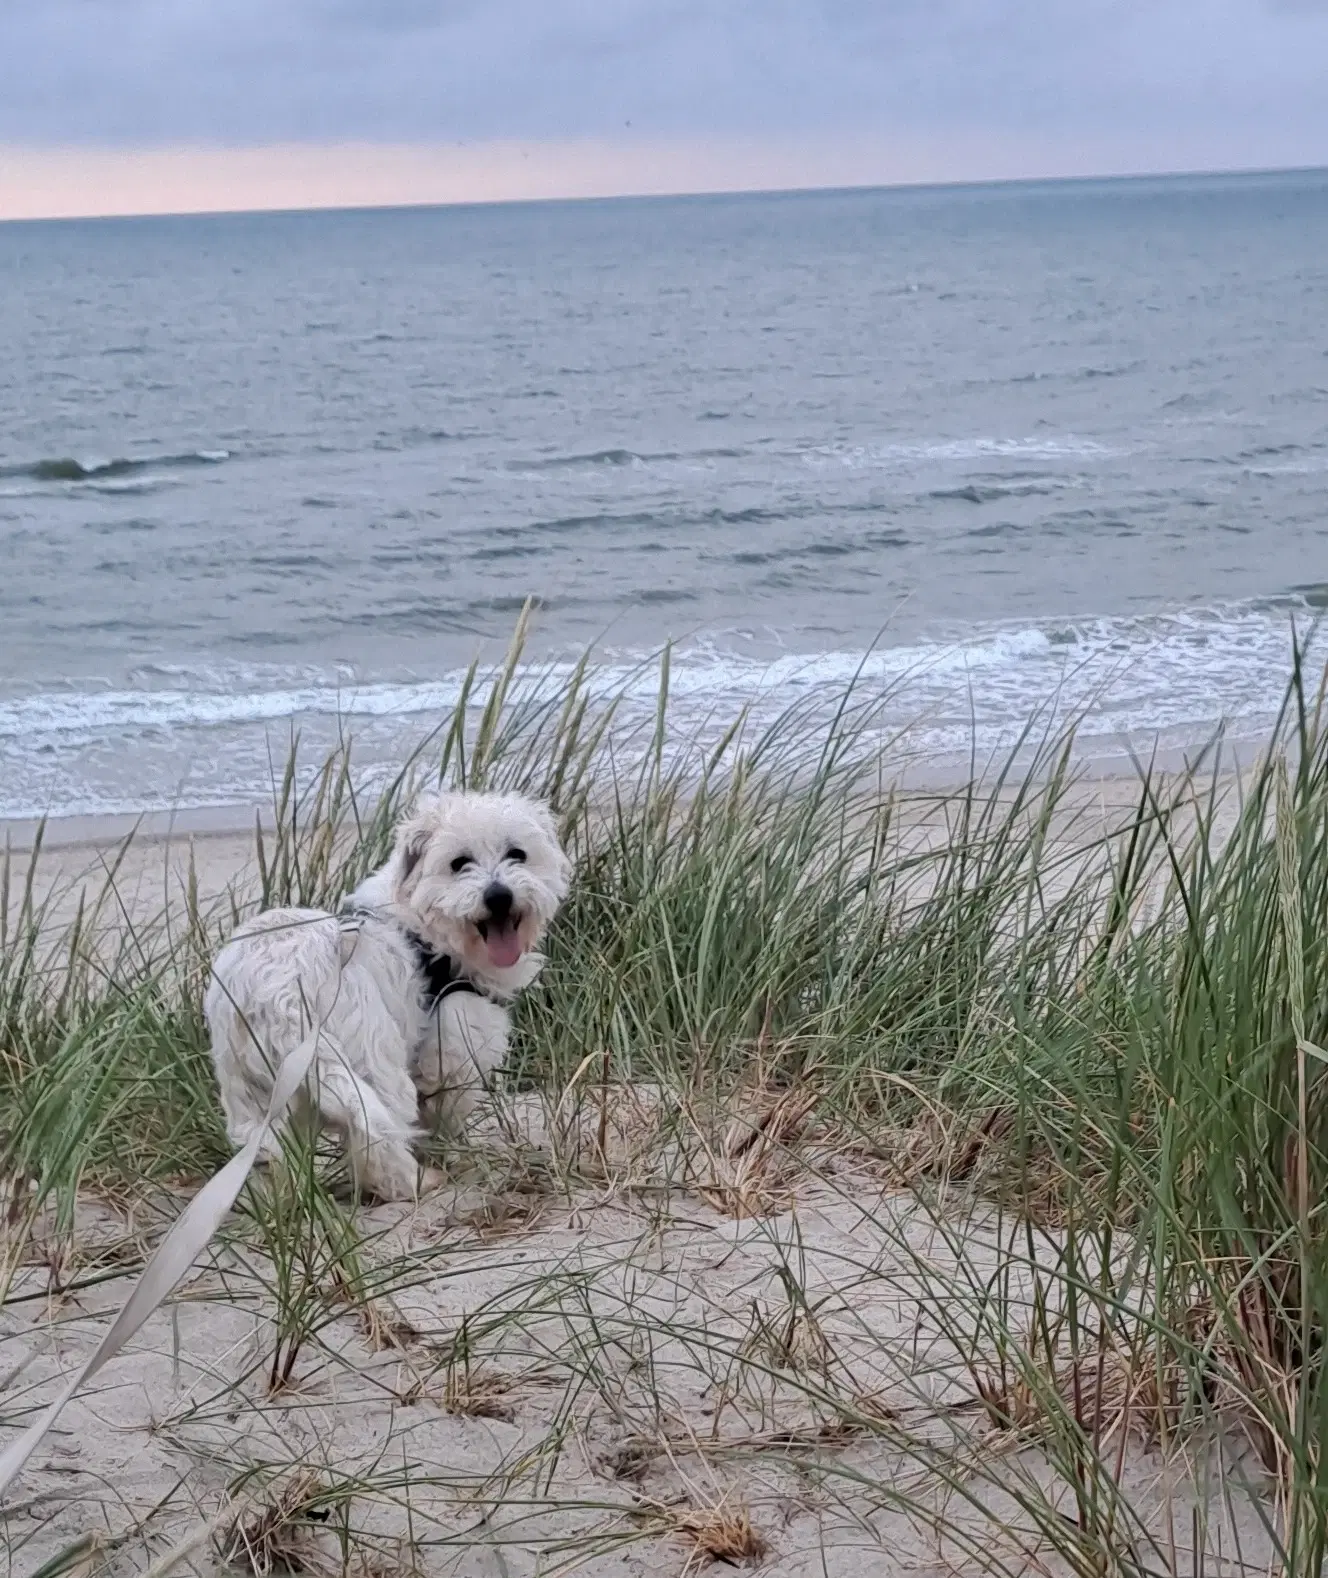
xmin=3 ymin=170 xmax=1328 ymax=819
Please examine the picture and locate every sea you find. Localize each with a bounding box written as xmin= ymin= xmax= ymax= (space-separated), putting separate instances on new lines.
xmin=3 ymin=169 xmax=1328 ymax=822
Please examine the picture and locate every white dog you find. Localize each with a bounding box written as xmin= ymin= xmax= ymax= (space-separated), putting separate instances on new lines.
xmin=204 ymin=791 xmax=571 ymax=1200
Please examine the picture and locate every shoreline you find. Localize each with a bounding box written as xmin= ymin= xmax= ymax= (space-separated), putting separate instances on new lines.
xmin=1 ymin=801 xmax=268 ymax=854
xmin=2 ymin=759 xmax=1250 ymax=951
xmin=0 ymin=728 xmax=1272 ymax=858
xmin=2 ymin=808 xmax=266 ymax=943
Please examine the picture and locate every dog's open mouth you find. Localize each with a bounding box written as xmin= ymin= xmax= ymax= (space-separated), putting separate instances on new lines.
xmin=475 ymin=913 xmax=524 ymax=970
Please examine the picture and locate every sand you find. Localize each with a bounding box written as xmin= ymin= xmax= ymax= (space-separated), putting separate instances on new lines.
xmin=3 ymin=811 xmax=261 ymax=947
xmin=1 ymin=1110 xmax=1275 ymax=1577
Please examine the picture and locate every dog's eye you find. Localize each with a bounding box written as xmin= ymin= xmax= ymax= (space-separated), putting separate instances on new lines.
xmin=505 ymin=847 xmax=527 ymax=864
xmin=450 ymin=855 xmax=474 ymax=873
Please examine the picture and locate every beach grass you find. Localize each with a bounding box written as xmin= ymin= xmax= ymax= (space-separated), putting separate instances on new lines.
xmin=4 ymin=621 xmax=1328 ymax=1575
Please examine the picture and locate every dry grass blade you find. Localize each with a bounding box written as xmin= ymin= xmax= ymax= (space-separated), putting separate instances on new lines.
xmin=694 ymin=1082 xmax=819 ymax=1219
xmin=352 ymin=1298 xmax=419 ymax=1353
xmin=975 ymin=1338 xmax=1140 ymax=1444
xmin=598 ymin=1436 xmax=660 ymax=1482
xmin=1230 ymin=1273 xmax=1311 ymax=1484
xmin=451 ymin=1189 xmax=546 ymax=1239
xmin=896 ymin=1106 xmax=1016 ymax=1188
xmin=720 ymin=1084 xmax=817 ymax=1161
xmin=216 ymin=1471 xmax=338 ymax=1577
xmin=642 ymin=1490 xmax=770 ymax=1573
xmin=443 ymin=1363 xmax=517 ymax=1421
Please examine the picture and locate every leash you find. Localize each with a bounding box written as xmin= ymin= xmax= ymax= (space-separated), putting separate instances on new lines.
xmin=0 ymin=920 xmax=370 ymax=1501
xmin=0 ymin=905 xmax=488 ymax=1499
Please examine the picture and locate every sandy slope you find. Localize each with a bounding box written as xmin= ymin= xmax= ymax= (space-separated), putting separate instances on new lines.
xmin=1 ymin=1133 xmax=1275 ymax=1578
xmin=0 ymin=771 xmax=1270 ymax=1575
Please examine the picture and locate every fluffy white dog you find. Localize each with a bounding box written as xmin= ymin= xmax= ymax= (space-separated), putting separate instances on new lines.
xmin=204 ymin=791 xmax=571 ymax=1200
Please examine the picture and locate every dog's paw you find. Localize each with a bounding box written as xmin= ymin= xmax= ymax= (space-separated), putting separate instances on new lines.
xmin=417 ymin=1166 xmax=447 ymax=1198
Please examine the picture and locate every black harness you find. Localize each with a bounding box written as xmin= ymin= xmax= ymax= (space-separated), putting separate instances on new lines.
xmin=338 ymin=903 xmax=483 ymax=1012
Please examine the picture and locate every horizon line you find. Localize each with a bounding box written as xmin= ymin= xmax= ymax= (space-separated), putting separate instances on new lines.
xmin=3 ymin=137 xmax=1325 ymax=226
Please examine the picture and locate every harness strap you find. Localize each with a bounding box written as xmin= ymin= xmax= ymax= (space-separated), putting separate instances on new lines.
xmin=338 ymin=902 xmax=483 ymax=1011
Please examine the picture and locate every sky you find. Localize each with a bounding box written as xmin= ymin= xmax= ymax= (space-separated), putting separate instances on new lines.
xmin=3 ymin=0 xmax=1328 ymax=218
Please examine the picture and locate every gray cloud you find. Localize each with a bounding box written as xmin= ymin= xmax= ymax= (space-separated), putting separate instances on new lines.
xmin=2 ymin=0 xmax=1327 ymax=161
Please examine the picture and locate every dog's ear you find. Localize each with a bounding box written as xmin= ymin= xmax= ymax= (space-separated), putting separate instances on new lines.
xmin=530 ymin=799 xmax=561 ymax=844
xmin=396 ymin=794 xmax=443 ymax=885
xmin=399 ymin=825 xmax=430 ymax=883
xmin=516 ymin=796 xmax=560 ymax=850
xmin=529 ymin=799 xmax=573 ymax=888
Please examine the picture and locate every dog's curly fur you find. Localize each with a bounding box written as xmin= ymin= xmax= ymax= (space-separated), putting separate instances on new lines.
xmin=204 ymin=791 xmax=571 ymax=1200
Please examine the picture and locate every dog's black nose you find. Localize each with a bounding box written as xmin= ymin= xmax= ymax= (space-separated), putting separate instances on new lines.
xmin=482 ymin=882 xmax=514 ymax=921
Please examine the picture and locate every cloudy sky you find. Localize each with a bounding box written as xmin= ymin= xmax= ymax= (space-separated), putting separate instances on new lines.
xmin=3 ymin=0 xmax=1328 ymax=217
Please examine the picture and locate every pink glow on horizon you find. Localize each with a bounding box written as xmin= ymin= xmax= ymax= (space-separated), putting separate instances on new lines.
xmin=0 ymin=134 xmax=1304 ymax=223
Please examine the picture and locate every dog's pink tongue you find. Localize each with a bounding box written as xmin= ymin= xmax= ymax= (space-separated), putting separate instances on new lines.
xmin=485 ymin=924 xmax=524 ymax=970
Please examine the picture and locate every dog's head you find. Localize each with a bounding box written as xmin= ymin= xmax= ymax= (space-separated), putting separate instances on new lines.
xmin=390 ymin=791 xmax=571 ymax=979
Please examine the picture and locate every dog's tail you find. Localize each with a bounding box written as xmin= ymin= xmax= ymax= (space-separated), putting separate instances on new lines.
xmin=312 ymin=1057 xmax=425 ymax=1201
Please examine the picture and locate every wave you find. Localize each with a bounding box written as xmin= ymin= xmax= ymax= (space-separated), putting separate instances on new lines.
xmin=501 ymin=436 xmax=1119 ymax=481
xmin=0 ymin=679 xmax=472 ymax=741
xmin=494 ymin=509 xmax=661 ymax=539
xmin=501 ymin=504 xmax=794 ymax=542
xmin=795 ymin=436 xmax=1124 ymax=471
xmin=0 ymin=449 xmax=230 ymax=484
xmin=5 ymin=602 xmax=1316 ymax=749
xmin=0 ymin=633 xmax=1054 ymax=746
xmin=1287 ymin=582 xmax=1328 ymax=609
xmin=1243 ymin=458 xmax=1328 ymax=477
xmin=718 ymin=528 xmax=910 ymax=567
xmin=506 ymin=445 xmax=744 ymax=473
xmin=930 ymin=480 xmax=1067 ymax=504
xmin=964 ymin=522 xmax=1025 ymax=539
xmin=3 ymin=607 xmax=1324 ymax=820
xmin=1001 ymin=363 xmax=1140 ymax=386
xmin=508 ymin=447 xmax=658 ymax=472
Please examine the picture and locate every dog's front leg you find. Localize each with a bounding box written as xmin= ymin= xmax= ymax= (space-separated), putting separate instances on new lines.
xmin=416 ymin=996 xmax=511 ymax=1139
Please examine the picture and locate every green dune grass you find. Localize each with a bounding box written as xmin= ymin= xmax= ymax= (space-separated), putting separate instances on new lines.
xmin=4 ymin=617 xmax=1328 ymax=1576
